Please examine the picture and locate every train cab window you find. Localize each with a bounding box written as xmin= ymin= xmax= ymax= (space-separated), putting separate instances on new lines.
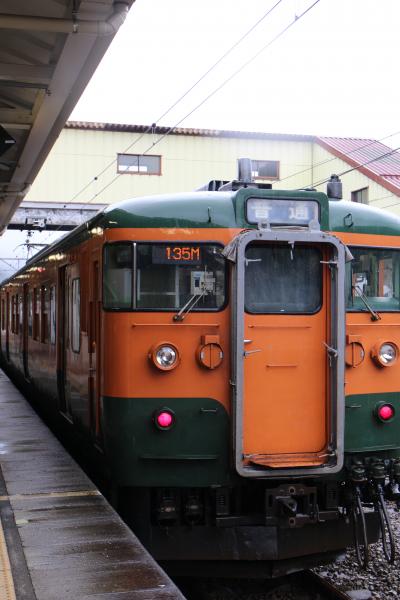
xmin=103 ymin=244 xmax=133 ymax=309
xmin=71 ymin=278 xmax=80 ymax=353
xmin=245 ymin=245 xmax=322 ymax=313
xmin=1 ymin=299 xmax=5 ymax=331
xmin=346 ymin=247 xmax=400 ymax=311
xmin=50 ymin=286 xmax=56 ymax=345
xmin=136 ymin=244 xmax=226 ymax=310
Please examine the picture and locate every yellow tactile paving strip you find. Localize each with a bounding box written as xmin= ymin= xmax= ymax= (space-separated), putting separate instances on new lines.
xmin=0 ymin=517 xmax=16 ymax=600
xmin=0 ymin=489 xmax=101 ymax=502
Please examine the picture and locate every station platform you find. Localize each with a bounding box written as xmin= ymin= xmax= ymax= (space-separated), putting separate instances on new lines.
xmin=0 ymin=370 xmax=185 ymax=600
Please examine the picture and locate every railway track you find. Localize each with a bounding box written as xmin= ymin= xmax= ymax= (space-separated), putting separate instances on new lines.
xmin=174 ymin=570 xmax=360 ymax=599
xmin=293 ymin=570 xmax=356 ymax=599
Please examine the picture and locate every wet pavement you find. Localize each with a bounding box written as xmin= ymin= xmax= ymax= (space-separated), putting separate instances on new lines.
xmin=0 ymin=370 xmax=185 ymax=599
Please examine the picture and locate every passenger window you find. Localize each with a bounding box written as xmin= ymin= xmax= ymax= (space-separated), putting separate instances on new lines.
xmin=136 ymin=244 xmax=226 ymax=311
xmin=18 ymin=295 xmax=22 ymax=334
xmin=41 ymin=285 xmax=50 ymax=343
xmin=347 ymin=247 xmax=400 ymax=311
xmin=103 ymin=244 xmax=133 ymax=309
xmin=28 ymin=291 xmax=33 ymax=337
xmin=71 ymin=278 xmax=80 ymax=352
xmin=11 ymin=295 xmax=16 ymax=333
xmin=1 ymin=299 xmax=5 ymax=331
xmin=33 ymin=288 xmax=40 ymax=340
xmin=50 ymin=286 xmax=56 ymax=345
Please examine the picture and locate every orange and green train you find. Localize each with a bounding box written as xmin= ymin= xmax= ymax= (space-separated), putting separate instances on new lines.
xmin=1 ymin=161 xmax=399 ymax=576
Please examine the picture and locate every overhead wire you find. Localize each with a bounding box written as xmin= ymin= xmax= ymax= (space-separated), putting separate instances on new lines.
xmin=68 ymin=0 xmax=286 ymax=204
xmin=86 ymin=0 xmax=322 ymax=203
xmin=310 ymin=144 xmax=400 ymax=189
xmin=277 ymin=130 xmax=400 ymax=186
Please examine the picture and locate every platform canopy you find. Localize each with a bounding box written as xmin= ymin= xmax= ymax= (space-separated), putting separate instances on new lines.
xmin=0 ymin=0 xmax=135 ymax=234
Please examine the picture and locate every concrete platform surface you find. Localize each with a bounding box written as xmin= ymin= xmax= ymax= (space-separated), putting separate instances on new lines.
xmin=0 ymin=370 xmax=185 ymax=600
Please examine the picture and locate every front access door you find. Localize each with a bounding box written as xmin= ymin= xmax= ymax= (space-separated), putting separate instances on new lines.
xmin=232 ymin=230 xmax=345 ymax=478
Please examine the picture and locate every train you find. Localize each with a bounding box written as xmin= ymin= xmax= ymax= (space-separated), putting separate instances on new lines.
xmin=1 ymin=158 xmax=399 ymax=577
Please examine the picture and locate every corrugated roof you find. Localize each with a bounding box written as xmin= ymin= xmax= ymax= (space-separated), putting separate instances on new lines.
xmin=317 ymin=137 xmax=400 ymax=197
xmin=65 ymin=121 xmax=314 ymax=142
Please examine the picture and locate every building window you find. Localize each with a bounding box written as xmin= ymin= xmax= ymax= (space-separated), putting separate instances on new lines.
xmin=351 ymin=187 xmax=368 ymax=204
xmin=117 ymin=153 xmax=161 ymax=175
xmin=71 ymin=278 xmax=80 ymax=353
xmin=251 ymin=160 xmax=280 ymax=180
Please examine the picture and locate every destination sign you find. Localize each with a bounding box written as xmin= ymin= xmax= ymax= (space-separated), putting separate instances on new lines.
xmin=246 ymin=198 xmax=319 ymax=226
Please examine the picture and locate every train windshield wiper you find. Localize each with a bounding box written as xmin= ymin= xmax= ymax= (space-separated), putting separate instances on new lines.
xmin=173 ymin=270 xmax=216 ymax=322
xmin=352 ymin=285 xmax=381 ymax=321
xmin=173 ymin=289 xmax=207 ymax=322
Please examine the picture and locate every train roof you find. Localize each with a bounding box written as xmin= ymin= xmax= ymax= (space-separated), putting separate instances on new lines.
xmin=4 ymin=189 xmax=400 ymax=284
xmin=97 ymin=190 xmax=400 ymax=236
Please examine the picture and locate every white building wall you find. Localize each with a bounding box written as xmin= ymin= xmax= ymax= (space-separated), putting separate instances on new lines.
xmin=25 ymin=127 xmax=400 ymax=216
xmin=26 ymin=128 xmax=313 ymax=205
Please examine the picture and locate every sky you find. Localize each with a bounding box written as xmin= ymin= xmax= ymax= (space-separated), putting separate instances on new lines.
xmin=70 ymin=0 xmax=400 ymax=145
xmin=1 ymin=0 xmax=400 ymax=279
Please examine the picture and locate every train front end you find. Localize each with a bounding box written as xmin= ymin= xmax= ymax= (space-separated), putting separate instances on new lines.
xmin=99 ymin=184 xmax=380 ymax=576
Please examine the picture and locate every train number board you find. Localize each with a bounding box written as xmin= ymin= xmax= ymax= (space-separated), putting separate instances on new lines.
xmin=152 ymin=245 xmax=202 ymax=265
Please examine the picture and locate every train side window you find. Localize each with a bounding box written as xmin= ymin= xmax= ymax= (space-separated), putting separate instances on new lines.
xmin=346 ymin=247 xmax=400 ymax=311
xmin=41 ymin=285 xmax=50 ymax=343
xmin=11 ymin=295 xmax=16 ymax=333
xmin=28 ymin=291 xmax=33 ymax=337
xmin=11 ymin=294 xmax=20 ymax=335
xmin=71 ymin=278 xmax=80 ymax=353
xmin=18 ymin=295 xmax=22 ymax=335
xmin=50 ymin=286 xmax=56 ymax=345
xmin=1 ymin=299 xmax=5 ymax=331
xmin=33 ymin=288 xmax=40 ymax=340
xmin=103 ymin=244 xmax=133 ymax=309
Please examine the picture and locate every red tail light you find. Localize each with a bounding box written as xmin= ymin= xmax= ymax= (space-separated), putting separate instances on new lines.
xmin=154 ymin=409 xmax=175 ymax=430
xmin=376 ymin=403 xmax=395 ymax=422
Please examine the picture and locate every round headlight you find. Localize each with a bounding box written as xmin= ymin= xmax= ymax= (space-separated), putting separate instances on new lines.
xmin=156 ymin=346 xmax=177 ymax=367
xmin=379 ymin=343 xmax=397 ymax=365
xmin=371 ymin=340 xmax=398 ymax=368
xmin=149 ymin=343 xmax=180 ymax=371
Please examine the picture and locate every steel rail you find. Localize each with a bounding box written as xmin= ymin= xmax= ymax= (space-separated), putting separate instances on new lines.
xmin=294 ymin=570 xmax=355 ymax=600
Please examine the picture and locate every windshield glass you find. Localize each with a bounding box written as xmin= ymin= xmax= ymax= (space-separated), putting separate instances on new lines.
xmin=103 ymin=243 xmax=133 ymax=309
xmin=245 ymin=244 xmax=322 ymax=314
xmin=136 ymin=244 xmax=225 ymax=310
xmin=346 ymin=247 xmax=400 ymax=311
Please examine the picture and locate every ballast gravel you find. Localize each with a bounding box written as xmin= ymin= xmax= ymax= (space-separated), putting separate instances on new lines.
xmin=314 ymin=502 xmax=400 ymax=600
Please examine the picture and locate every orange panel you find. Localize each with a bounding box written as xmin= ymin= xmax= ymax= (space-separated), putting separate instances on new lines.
xmin=242 ymin=250 xmax=331 ymax=467
xmin=333 ymin=231 xmax=400 ymax=396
